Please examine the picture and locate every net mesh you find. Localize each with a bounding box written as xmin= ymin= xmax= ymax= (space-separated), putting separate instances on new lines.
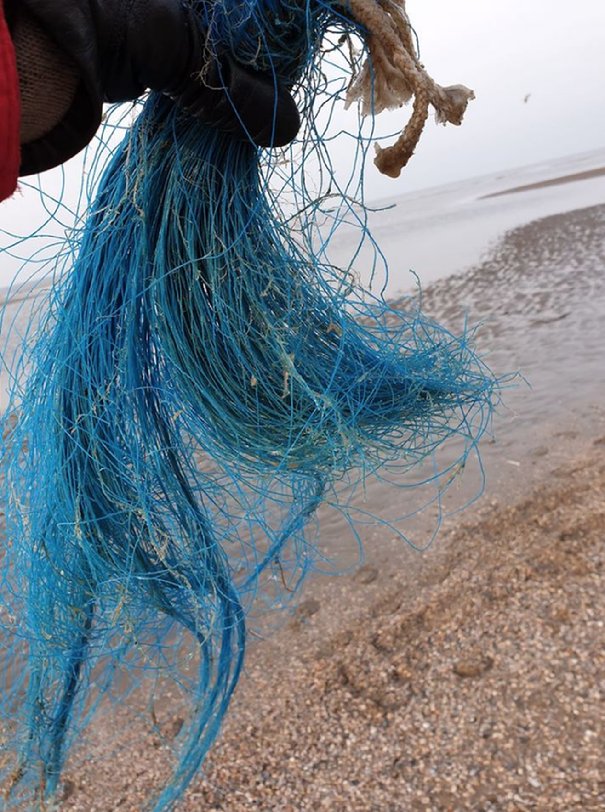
xmin=0 ymin=1 xmax=502 ymax=808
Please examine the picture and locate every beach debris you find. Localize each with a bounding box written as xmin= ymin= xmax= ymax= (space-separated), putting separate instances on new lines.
xmin=0 ymin=0 xmax=493 ymax=808
xmin=295 ymin=598 xmax=322 ymax=621
xmin=354 ymin=565 xmax=380 ymax=585
xmin=344 ymin=0 xmax=475 ymax=176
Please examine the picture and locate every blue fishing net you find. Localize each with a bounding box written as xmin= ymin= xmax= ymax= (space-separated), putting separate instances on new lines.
xmin=0 ymin=0 xmax=501 ymax=808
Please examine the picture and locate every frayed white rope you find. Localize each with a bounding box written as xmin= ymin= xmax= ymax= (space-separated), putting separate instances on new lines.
xmin=343 ymin=0 xmax=474 ymax=177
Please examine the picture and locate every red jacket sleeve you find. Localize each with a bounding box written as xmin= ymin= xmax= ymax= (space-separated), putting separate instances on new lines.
xmin=0 ymin=0 xmax=20 ymax=202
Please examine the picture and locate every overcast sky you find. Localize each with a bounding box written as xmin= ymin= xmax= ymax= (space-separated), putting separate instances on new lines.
xmin=353 ymin=0 xmax=605 ymax=199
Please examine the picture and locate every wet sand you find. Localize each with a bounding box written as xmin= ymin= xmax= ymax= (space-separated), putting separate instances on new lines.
xmin=55 ymin=204 xmax=605 ymax=811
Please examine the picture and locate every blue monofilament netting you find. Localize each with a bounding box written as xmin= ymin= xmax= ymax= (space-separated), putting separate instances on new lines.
xmin=0 ymin=0 xmax=501 ymax=808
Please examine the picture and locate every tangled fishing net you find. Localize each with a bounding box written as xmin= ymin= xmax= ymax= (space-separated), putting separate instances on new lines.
xmin=0 ymin=0 xmax=497 ymax=808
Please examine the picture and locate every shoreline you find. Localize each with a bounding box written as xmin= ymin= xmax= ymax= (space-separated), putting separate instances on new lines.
xmin=61 ymin=201 xmax=605 ymax=810
xmin=479 ymin=165 xmax=605 ymax=199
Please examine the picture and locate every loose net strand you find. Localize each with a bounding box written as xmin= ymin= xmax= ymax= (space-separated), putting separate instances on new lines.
xmin=0 ymin=1 xmax=498 ymax=809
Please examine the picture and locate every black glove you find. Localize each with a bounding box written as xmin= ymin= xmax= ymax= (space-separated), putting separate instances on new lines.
xmin=16 ymin=0 xmax=300 ymax=174
xmin=172 ymin=53 xmax=301 ymax=152
xmin=86 ymin=0 xmax=300 ymax=148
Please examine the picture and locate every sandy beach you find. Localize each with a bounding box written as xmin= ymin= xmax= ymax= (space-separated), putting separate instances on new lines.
xmin=195 ymin=440 xmax=605 ymax=812
xmin=58 ymin=437 xmax=605 ymax=812
xmin=47 ymin=198 xmax=605 ymax=811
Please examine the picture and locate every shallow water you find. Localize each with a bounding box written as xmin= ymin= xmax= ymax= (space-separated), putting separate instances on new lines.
xmin=327 ymin=147 xmax=605 ymax=296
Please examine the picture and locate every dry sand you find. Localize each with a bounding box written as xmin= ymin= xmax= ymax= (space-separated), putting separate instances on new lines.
xmin=208 ymin=444 xmax=605 ymax=812
xmin=61 ymin=438 xmax=605 ymax=812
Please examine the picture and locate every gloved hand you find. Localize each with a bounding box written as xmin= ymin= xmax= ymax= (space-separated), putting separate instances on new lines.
xmin=172 ymin=53 xmax=301 ymax=151
xmin=88 ymin=0 xmax=301 ymax=148
xmin=15 ymin=0 xmax=300 ymax=174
